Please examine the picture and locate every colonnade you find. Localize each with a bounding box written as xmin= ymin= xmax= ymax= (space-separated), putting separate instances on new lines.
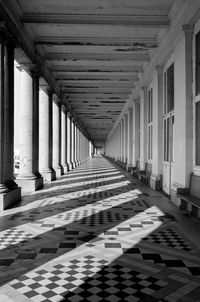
xmin=105 ymin=23 xmax=194 ymax=206
xmin=0 ymin=36 xmax=92 ymax=211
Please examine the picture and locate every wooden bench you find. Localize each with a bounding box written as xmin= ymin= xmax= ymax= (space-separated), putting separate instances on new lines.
xmin=177 ymin=173 xmax=200 ymax=219
xmin=138 ymin=162 xmax=152 ymax=185
xmin=130 ymin=160 xmax=140 ymax=179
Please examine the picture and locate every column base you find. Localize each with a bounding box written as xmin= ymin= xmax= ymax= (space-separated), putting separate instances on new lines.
xmin=41 ymin=169 xmax=56 ymax=182
xmin=74 ymin=160 xmax=79 ymax=167
xmin=0 ymin=187 xmax=21 ymax=211
xmin=150 ymin=174 xmax=162 ymax=191
xmin=16 ymin=176 xmax=43 ymax=194
xmin=62 ymin=164 xmax=68 ymax=174
xmin=67 ymin=162 xmax=73 ymax=171
xmin=126 ymin=164 xmax=132 ymax=172
xmin=54 ymin=166 xmax=62 ymax=178
xmin=171 ymin=182 xmax=183 ymax=207
xmin=71 ymin=161 xmax=76 ymax=169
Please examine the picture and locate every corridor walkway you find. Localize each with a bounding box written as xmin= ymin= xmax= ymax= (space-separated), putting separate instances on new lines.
xmin=0 ymin=156 xmax=200 ymax=302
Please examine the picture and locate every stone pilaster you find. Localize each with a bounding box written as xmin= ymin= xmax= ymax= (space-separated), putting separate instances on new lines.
xmin=70 ymin=117 xmax=75 ymax=168
xmin=39 ymin=86 xmax=55 ymax=181
xmin=171 ymin=25 xmax=194 ymax=205
xmin=61 ymin=105 xmax=68 ymax=173
xmin=52 ymin=95 xmax=63 ymax=177
xmin=124 ymin=114 xmax=128 ymax=163
xmin=73 ymin=122 xmax=78 ymax=166
xmin=140 ymin=87 xmax=148 ymax=170
xmin=119 ymin=121 xmax=123 ymax=162
xmin=127 ymin=108 xmax=133 ymax=170
xmin=121 ymin=119 xmax=125 ymax=162
xmin=0 ymin=37 xmax=21 ymax=209
xmin=150 ymin=66 xmax=163 ymax=191
xmin=16 ymin=66 xmax=43 ymax=193
xmin=76 ymin=126 xmax=80 ymax=164
xmin=66 ymin=112 xmax=72 ymax=170
xmin=132 ymin=100 xmax=139 ymax=168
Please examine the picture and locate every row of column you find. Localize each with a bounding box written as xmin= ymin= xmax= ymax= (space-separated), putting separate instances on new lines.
xmin=106 ymin=25 xmax=193 ymax=199
xmin=17 ymin=74 xmax=90 ymax=191
xmin=106 ymin=77 xmax=162 ymax=187
xmin=0 ymin=35 xmax=91 ymax=210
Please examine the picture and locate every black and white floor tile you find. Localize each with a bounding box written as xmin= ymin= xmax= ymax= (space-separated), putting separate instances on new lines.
xmin=0 ymin=156 xmax=200 ymax=301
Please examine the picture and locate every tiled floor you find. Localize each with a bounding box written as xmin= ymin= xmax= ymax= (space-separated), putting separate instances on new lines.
xmin=0 ymin=156 xmax=200 ymax=302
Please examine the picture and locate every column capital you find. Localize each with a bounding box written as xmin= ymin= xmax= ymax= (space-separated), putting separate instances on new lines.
xmin=39 ymin=83 xmax=53 ymax=94
xmin=141 ymin=86 xmax=148 ymax=92
xmin=182 ymin=24 xmax=194 ymax=35
xmin=155 ymin=65 xmax=163 ymax=74
xmin=67 ymin=111 xmax=72 ymax=118
xmin=61 ymin=104 xmax=67 ymax=113
xmin=52 ymin=93 xmax=60 ymax=105
xmin=18 ymin=63 xmax=40 ymax=74
xmin=134 ymin=98 xmax=140 ymax=104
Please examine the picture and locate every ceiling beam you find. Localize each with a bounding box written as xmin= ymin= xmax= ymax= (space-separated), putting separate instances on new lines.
xmin=45 ymin=52 xmax=150 ymax=61
xmin=34 ymin=36 xmax=158 ymax=47
xmin=63 ymin=87 xmax=130 ymax=93
xmin=66 ymin=93 xmax=128 ymax=99
xmin=51 ymin=64 xmax=143 ymax=72
xmin=57 ymin=80 xmax=134 ymax=87
xmin=21 ymin=13 xmax=169 ymax=27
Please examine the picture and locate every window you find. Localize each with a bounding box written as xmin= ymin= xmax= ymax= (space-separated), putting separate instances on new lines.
xmin=164 ymin=63 xmax=174 ymax=114
xmin=196 ymin=31 xmax=200 ymax=96
xmin=164 ymin=114 xmax=174 ymax=163
xmin=147 ymin=88 xmax=153 ymax=160
xmin=138 ymin=103 xmax=140 ymax=158
xmin=196 ymin=101 xmax=200 ymax=165
xmin=164 ymin=117 xmax=169 ymax=162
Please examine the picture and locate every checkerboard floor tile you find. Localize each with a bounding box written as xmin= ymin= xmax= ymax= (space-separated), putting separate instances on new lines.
xmin=142 ymin=227 xmax=194 ymax=252
xmin=10 ymin=256 xmax=168 ymax=302
xmin=0 ymin=156 xmax=200 ymax=302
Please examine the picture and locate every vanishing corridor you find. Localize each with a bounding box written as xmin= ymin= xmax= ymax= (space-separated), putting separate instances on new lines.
xmin=0 ymin=156 xmax=200 ymax=302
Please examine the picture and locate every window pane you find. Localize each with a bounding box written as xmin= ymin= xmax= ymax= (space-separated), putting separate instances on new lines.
xmin=196 ymin=31 xmax=200 ymax=96
xmin=196 ymin=101 xmax=200 ymax=165
xmin=167 ymin=64 xmax=174 ymax=113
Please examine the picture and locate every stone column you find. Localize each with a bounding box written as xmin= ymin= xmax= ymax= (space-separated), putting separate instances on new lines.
xmin=119 ymin=121 xmax=123 ymax=162
xmin=61 ymin=105 xmax=68 ymax=173
xmin=124 ymin=114 xmax=128 ymax=163
xmin=121 ymin=119 xmax=125 ymax=162
xmin=66 ymin=112 xmax=72 ymax=170
xmin=76 ymin=126 xmax=80 ymax=164
xmin=74 ymin=122 xmax=77 ymax=166
xmin=171 ymin=25 xmax=194 ymax=205
xmin=70 ymin=117 xmax=75 ymax=168
xmin=150 ymin=66 xmax=163 ymax=190
xmin=39 ymin=86 xmax=55 ymax=181
xmin=52 ymin=95 xmax=62 ymax=177
xmin=132 ymin=100 xmax=140 ymax=167
xmin=127 ymin=107 xmax=133 ymax=170
xmin=0 ymin=37 xmax=21 ymax=210
xmin=16 ymin=66 xmax=43 ymax=193
xmin=79 ymin=131 xmax=83 ymax=163
xmin=140 ymin=87 xmax=148 ymax=170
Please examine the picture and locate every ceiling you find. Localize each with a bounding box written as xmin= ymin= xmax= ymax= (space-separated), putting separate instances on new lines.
xmin=0 ymin=0 xmax=175 ymax=140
